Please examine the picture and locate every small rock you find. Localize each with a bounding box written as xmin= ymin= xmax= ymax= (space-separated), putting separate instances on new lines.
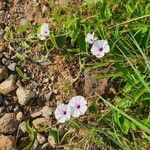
xmin=32 ymin=118 xmax=51 ymax=129
xmin=3 ymin=52 xmax=10 ymax=59
xmin=20 ymin=18 xmax=28 ymax=26
xmin=45 ymin=92 xmax=52 ymax=100
xmin=41 ymin=106 xmax=52 ymax=118
xmin=4 ymin=99 xmax=10 ymax=106
xmin=0 ymin=135 xmax=16 ymax=150
xmin=42 ymin=142 xmax=50 ymax=150
xmin=43 ymin=78 xmax=49 ymax=83
xmin=42 ymin=5 xmax=48 ymax=14
xmin=19 ymin=121 xmax=26 ymax=133
xmin=16 ymin=81 xmax=35 ymax=105
xmin=0 ymin=113 xmax=19 ymax=134
xmin=37 ymin=133 xmax=46 ymax=145
xmin=7 ymin=63 xmax=16 ymax=71
xmin=16 ymin=111 xmax=23 ymax=121
xmin=0 ymin=75 xmax=17 ymax=95
xmin=0 ymin=107 xmax=5 ymax=113
xmin=31 ymin=111 xmax=42 ymax=118
xmin=13 ymin=105 xmax=20 ymax=112
xmin=2 ymin=58 xmax=11 ymax=66
xmin=0 ymin=65 xmax=8 ymax=81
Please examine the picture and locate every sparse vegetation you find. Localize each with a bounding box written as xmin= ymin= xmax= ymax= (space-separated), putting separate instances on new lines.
xmin=0 ymin=0 xmax=150 ymax=149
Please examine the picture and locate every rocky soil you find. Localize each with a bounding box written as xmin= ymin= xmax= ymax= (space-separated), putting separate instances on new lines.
xmin=0 ymin=0 xmax=114 ymax=149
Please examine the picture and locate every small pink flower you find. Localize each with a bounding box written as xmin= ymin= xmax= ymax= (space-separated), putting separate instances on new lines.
xmin=91 ymin=40 xmax=110 ymax=58
xmin=68 ymin=96 xmax=87 ymax=118
xmin=38 ymin=23 xmax=50 ymax=40
xmin=85 ymin=33 xmax=98 ymax=44
xmin=54 ymin=104 xmax=71 ymax=123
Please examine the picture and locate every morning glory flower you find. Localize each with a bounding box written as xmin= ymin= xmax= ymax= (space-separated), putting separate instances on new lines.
xmin=91 ymin=40 xmax=110 ymax=58
xmin=68 ymin=96 xmax=87 ymax=118
xmin=85 ymin=33 xmax=98 ymax=44
xmin=38 ymin=23 xmax=50 ymax=40
xmin=54 ymin=104 xmax=71 ymax=123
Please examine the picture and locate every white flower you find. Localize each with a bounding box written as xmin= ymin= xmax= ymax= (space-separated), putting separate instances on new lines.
xmin=68 ymin=96 xmax=87 ymax=118
xmin=91 ymin=40 xmax=110 ymax=58
xmin=85 ymin=33 xmax=98 ymax=44
xmin=54 ymin=104 xmax=71 ymax=123
xmin=38 ymin=23 xmax=50 ymax=40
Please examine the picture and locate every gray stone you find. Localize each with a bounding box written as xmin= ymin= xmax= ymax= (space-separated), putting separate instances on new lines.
xmin=2 ymin=58 xmax=11 ymax=66
xmin=7 ymin=63 xmax=16 ymax=71
xmin=0 ymin=107 xmax=5 ymax=113
xmin=0 ymin=65 xmax=8 ymax=81
xmin=0 ymin=75 xmax=17 ymax=95
xmin=41 ymin=106 xmax=52 ymax=118
xmin=16 ymin=81 xmax=35 ymax=105
xmin=3 ymin=52 xmax=10 ymax=59
xmin=0 ymin=113 xmax=19 ymax=134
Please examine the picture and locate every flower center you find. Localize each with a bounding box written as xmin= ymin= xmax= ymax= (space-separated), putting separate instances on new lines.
xmin=63 ymin=111 xmax=67 ymax=115
xmin=99 ymin=48 xmax=103 ymax=51
xmin=77 ymin=105 xmax=81 ymax=109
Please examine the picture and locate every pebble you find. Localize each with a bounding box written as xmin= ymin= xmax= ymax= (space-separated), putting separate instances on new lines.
xmin=31 ymin=111 xmax=42 ymax=118
xmin=4 ymin=99 xmax=10 ymax=106
xmin=16 ymin=81 xmax=35 ymax=105
xmin=45 ymin=92 xmax=52 ymax=100
xmin=20 ymin=18 xmax=28 ymax=26
xmin=0 ymin=135 xmax=16 ymax=150
xmin=0 ymin=75 xmax=17 ymax=95
xmin=2 ymin=58 xmax=11 ymax=66
xmin=36 ymin=133 xmax=46 ymax=145
xmin=0 ymin=107 xmax=5 ymax=113
xmin=7 ymin=62 xmax=16 ymax=71
xmin=41 ymin=106 xmax=52 ymax=118
xmin=42 ymin=5 xmax=48 ymax=14
xmin=3 ymin=52 xmax=10 ymax=59
xmin=13 ymin=105 xmax=20 ymax=112
xmin=0 ymin=113 xmax=19 ymax=134
xmin=16 ymin=111 xmax=23 ymax=121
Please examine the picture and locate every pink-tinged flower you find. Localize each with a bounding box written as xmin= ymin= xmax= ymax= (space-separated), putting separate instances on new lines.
xmin=68 ymin=96 xmax=87 ymax=118
xmin=54 ymin=104 xmax=71 ymax=123
xmin=91 ymin=40 xmax=110 ymax=58
xmin=38 ymin=23 xmax=50 ymax=40
xmin=85 ymin=33 xmax=98 ymax=44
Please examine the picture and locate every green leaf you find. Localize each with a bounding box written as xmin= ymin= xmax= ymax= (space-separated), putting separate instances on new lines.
xmin=77 ymin=34 xmax=87 ymax=52
xmin=16 ymin=67 xmax=27 ymax=79
xmin=49 ymin=129 xmax=60 ymax=145
xmin=98 ymin=95 xmax=150 ymax=134
xmin=56 ymin=35 xmax=66 ymax=49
